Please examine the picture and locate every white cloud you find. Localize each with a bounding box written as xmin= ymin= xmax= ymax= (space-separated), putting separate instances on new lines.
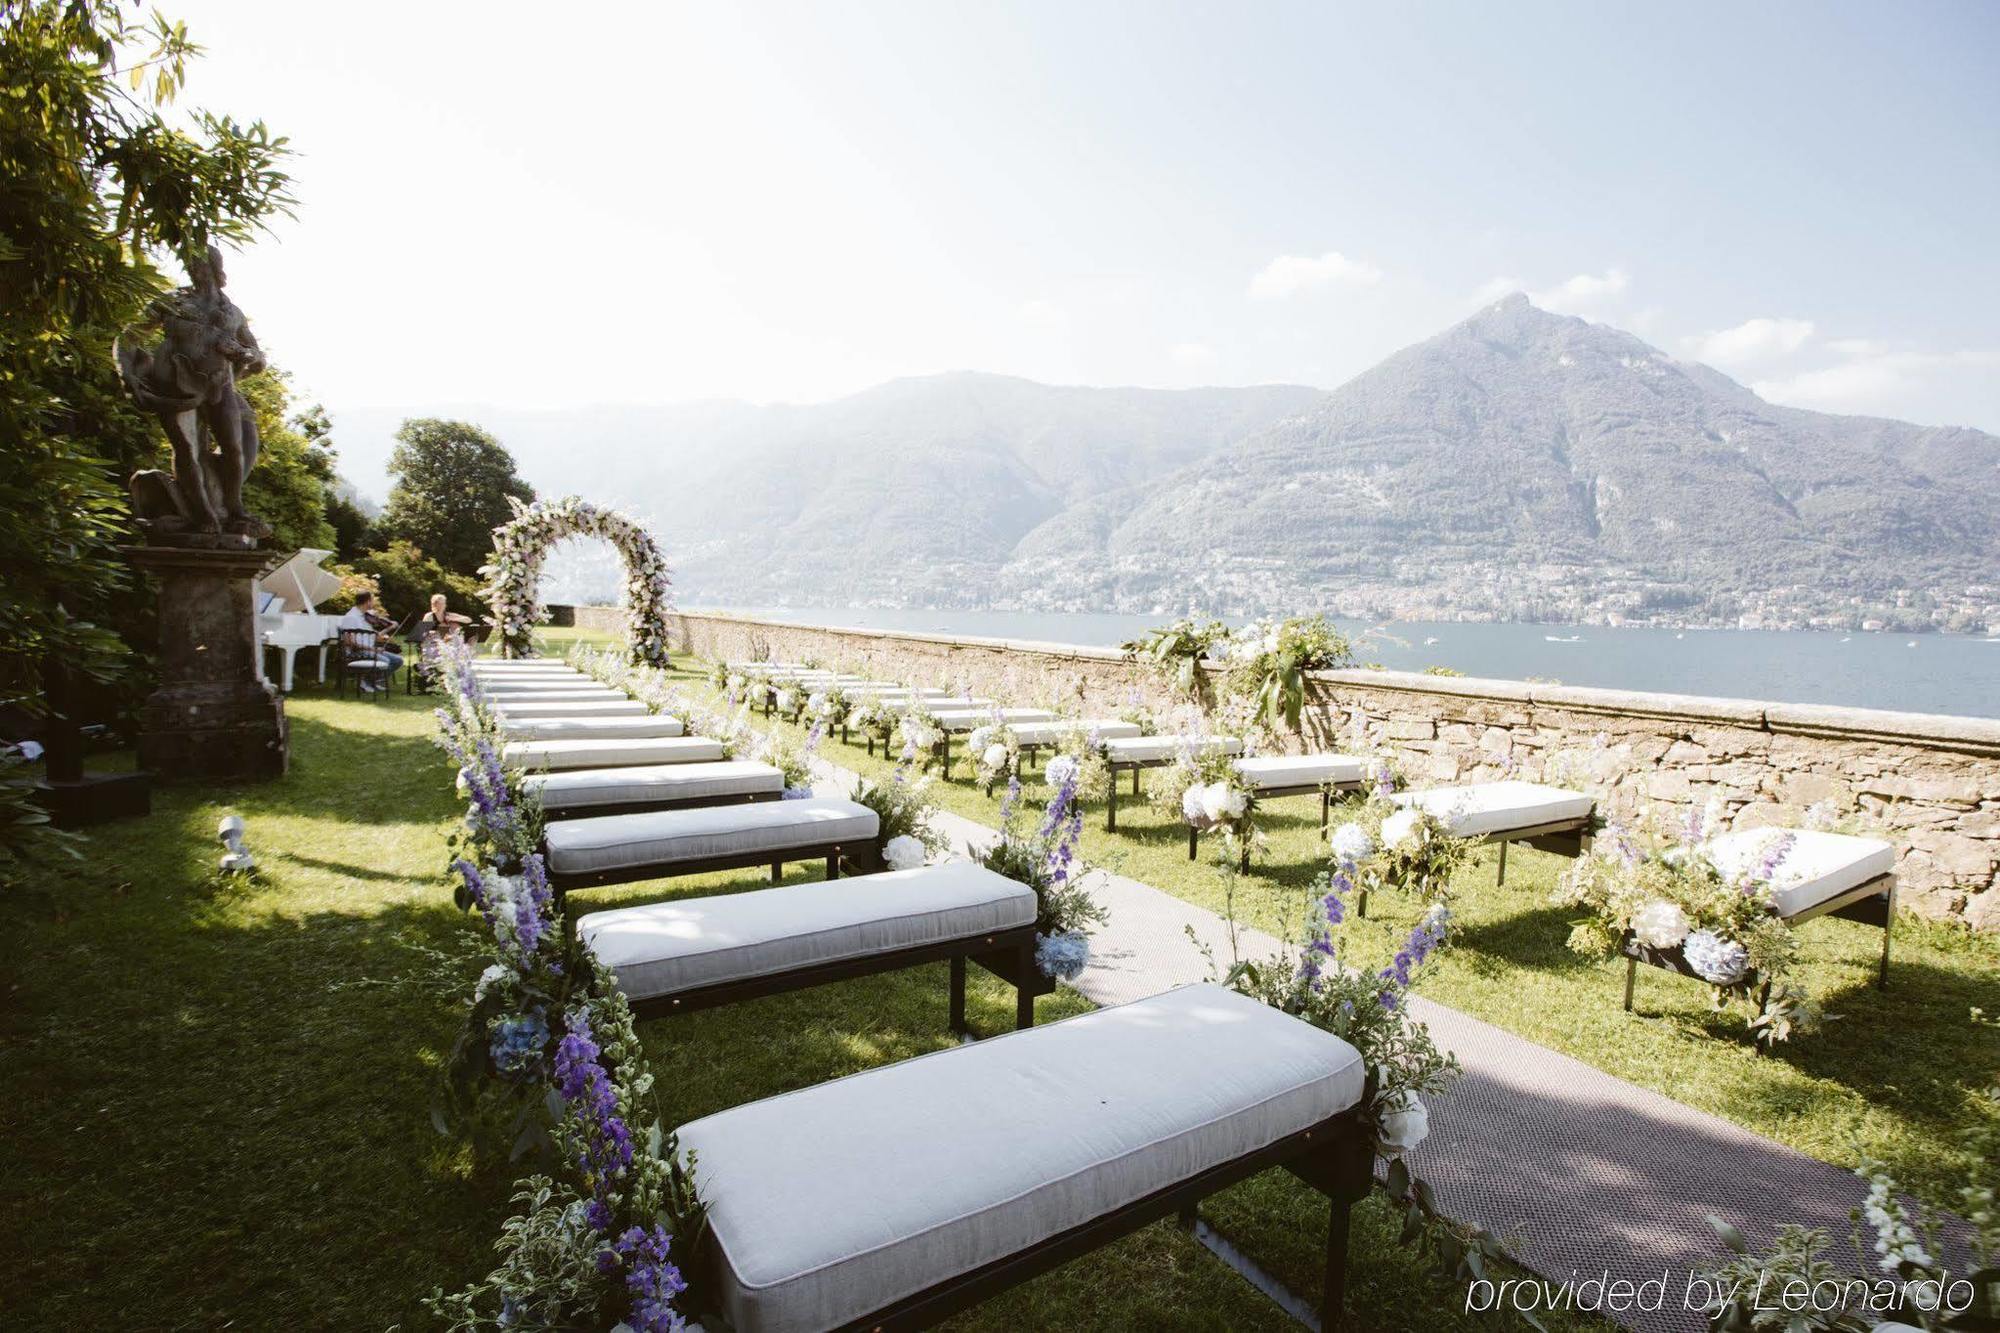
xmin=1169 ymin=341 xmax=1218 ymax=367
xmin=1826 ymin=336 xmax=1890 ymax=359
xmin=1683 ymin=316 xmax=1815 ymax=367
xmin=1249 ymin=250 xmax=1384 ymax=300
xmin=1531 ymin=268 xmax=1629 ymax=314
xmin=1753 ymin=346 xmax=2000 ymax=412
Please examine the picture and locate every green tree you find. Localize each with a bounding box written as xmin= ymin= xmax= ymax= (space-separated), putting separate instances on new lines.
xmin=341 ymin=539 xmax=486 ymax=624
xmin=374 ymin=419 xmax=534 ymax=578
xmin=0 ymin=0 xmax=292 ymax=762
xmin=239 ymin=372 xmax=336 ymax=553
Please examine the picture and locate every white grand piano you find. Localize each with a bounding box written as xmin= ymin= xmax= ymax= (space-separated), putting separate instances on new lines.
xmin=257 ymin=549 xmax=346 ymax=692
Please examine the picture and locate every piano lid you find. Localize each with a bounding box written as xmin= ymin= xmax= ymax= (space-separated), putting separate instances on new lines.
xmin=257 ymin=548 xmax=343 ymax=614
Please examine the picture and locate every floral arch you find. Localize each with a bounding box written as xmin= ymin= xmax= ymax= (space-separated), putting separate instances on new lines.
xmin=480 ymin=496 xmax=675 ymax=666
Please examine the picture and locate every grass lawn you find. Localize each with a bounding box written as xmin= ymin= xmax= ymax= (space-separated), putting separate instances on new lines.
xmin=0 ymin=653 xmax=1606 ymax=1330
xmin=684 ymin=658 xmax=2000 ymax=1207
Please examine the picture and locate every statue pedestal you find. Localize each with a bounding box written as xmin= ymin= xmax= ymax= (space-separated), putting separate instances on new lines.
xmin=124 ymin=545 xmax=288 ymax=783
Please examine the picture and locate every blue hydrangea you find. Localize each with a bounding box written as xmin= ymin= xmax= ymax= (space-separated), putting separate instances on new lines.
xmin=1682 ymin=929 xmax=1750 ymax=986
xmin=1035 ymin=931 xmax=1090 ymax=981
xmin=489 ymin=1009 xmax=550 ymax=1077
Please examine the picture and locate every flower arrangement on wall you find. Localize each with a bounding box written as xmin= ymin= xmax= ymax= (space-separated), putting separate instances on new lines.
xmin=1220 ymin=614 xmax=1355 ymax=733
xmin=1120 ymin=615 xmax=1229 ymax=702
xmin=481 ymin=495 xmax=675 ymax=668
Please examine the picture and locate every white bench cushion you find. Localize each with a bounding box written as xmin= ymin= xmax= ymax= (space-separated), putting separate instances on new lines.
xmin=934 ymin=708 xmax=1057 ymax=732
xmin=1008 ymin=719 xmax=1143 ymax=745
xmin=543 ymin=797 xmax=879 ymax=876
xmin=1391 ymin=780 xmax=1593 ymax=839
xmin=1234 ymin=754 xmax=1367 ymax=791
xmin=524 ymin=760 xmax=784 ymax=814
xmin=888 ymin=696 xmax=988 ymax=712
xmin=504 ymin=736 xmax=725 ymax=772
xmin=580 ymin=861 xmax=1037 ymax=1002
xmin=476 ymin=688 xmax=627 ymax=704
xmin=491 ymin=700 xmax=650 ymax=719
xmin=497 ymin=715 xmax=685 ymax=742
xmin=478 ymin=679 xmax=617 ymax=694
xmin=680 ymin=982 xmax=1366 ymax=1333
xmin=1704 ymin=828 xmax=1895 ymax=918
xmin=1103 ymin=735 xmax=1244 ymax=765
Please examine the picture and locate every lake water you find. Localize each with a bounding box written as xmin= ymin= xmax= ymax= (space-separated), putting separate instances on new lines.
xmin=690 ymin=606 xmax=2000 ymax=720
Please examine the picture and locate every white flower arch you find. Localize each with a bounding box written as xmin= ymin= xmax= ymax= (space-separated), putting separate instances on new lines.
xmin=480 ymin=496 xmax=674 ymax=666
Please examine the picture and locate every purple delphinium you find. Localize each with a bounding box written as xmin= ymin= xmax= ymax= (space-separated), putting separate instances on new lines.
xmin=553 ymin=1011 xmax=634 ymax=1214
xmin=514 ymin=854 xmax=552 ymax=957
xmin=1375 ymin=907 xmax=1450 ymax=1011
xmin=1371 ymin=760 xmax=1397 ymax=799
xmin=604 ymin=1225 xmax=688 ymax=1333
xmin=1752 ymin=832 xmax=1797 ymax=884
xmin=453 ymin=856 xmax=489 ymax=912
xmin=999 ymin=772 xmax=1022 ymax=824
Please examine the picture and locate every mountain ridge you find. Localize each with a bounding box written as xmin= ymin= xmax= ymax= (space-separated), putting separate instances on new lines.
xmin=338 ymin=299 xmax=2000 ymax=632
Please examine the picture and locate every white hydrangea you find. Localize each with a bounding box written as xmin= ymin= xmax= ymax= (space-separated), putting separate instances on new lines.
xmin=1045 ymin=755 xmax=1080 ymax=789
xmin=474 ymin=963 xmax=511 ymax=1003
xmin=774 ymin=688 xmax=796 ymax=713
xmin=982 ymin=742 xmax=1010 ymax=772
xmin=1329 ymin=821 xmax=1375 ymax=863
xmin=882 ymin=835 xmax=927 ymax=871
xmin=1181 ymin=784 xmax=1210 ymax=826
xmin=808 ymin=691 xmax=829 ymax=716
xmin=1379 ymin=808 xmax=1423 ymax=852
xmin=967 ymin=725 xmax=997 ymax=753
xmin=1631 ymin=899 xmax=1690 ymax=950
xmin=1373 ymin=1090 xmax=1430 ymax=1156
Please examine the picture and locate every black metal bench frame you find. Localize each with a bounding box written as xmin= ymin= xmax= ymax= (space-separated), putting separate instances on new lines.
xmin=540 ymin=788 xmax=782 ymax=822
xmin=623 ymin=922 xmax=1044 ymax=1040
xmin=547 ymin=836 xmax=874 ymax=934
xmin=1354 ymin=815 xmax=1593 ymax=918
xmin=1621 ymin=871 xmax=1896 ymax=1013
xmin=802 ymin=1091 xmax=1376 ymax=1331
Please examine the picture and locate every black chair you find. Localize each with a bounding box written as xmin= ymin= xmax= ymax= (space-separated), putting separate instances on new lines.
xmin=336 ymin=629 xmax=396 ymax=700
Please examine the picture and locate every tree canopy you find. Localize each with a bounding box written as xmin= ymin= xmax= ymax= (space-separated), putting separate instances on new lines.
xmin=373 ymin=418 xmax=535 ymax=578
xmin=0 ymin=0 xmax=292 ymax=736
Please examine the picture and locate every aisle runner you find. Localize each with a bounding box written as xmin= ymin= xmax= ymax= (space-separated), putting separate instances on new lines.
xmin=809 ymin=760 xmax=1938 ymax=1333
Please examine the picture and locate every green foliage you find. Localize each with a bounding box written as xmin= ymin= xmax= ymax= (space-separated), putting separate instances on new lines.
xmin=1222 ymin=615 xmax=1355 ymax=732
xmin=375 ymin=419 xmax=534 ymax=578
xmin=1122 ymin=616 xmax=1228 ymax=701
xmin=0 ymin=0 xmax=292 ymax=873
xmin=345 ymin=540 xmax=488 ymax=625
xmin=237 ymin=372 xmax=336 ymax=552
xmin=850 ymin=775 xmax=947 ymax=857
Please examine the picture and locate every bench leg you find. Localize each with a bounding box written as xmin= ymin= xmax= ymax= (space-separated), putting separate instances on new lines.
xmin=1239 ymin=838 xmax=1250 ymax=875
xmin=949 ymin=954 xmax=967 ymax=1037
xmin=1106 ymin=764 xmax=1119 ymax=832
xmin=939 ymin=736 xmax=951 ymax=778
xmin=1016 ymin=939 xmax=1036 ymax=1030
xmin=1497 ymin=839 xmax=1508 ymax=886
xmin=1354 ymin=887 xmax=1368 ymax=920
xmin=1133 ymin=765 xmax=1142 ymax=797
xmin=1322 ymin=1193 xmax=1355 ymax=1331
xmin=1320 ymin=787 xmax=1330 ymax=833
xmin=1878 ymin=883 xmax=1895 ymax=990
xmin=1188 ymin=826 xmax=1197 ymax=861
xmin=1622 ymin=955 xmax=1637 ymax=1011
xmin=770 ymin=860 xmax=782 ymax=885
xmin=826 ymin=853 xmax=840 ymax=881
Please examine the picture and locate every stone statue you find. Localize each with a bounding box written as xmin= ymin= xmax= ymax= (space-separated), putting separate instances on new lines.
xmin=116 ymin=245 xmax=272 ymax=544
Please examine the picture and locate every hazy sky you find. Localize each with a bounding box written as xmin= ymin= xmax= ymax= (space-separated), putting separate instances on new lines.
xmin=169 ymin=0 xmax=1999 ymax=444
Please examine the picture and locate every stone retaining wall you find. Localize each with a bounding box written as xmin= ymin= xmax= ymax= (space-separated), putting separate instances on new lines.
xmin=667 ymin=610 xmax=2000 ymax=927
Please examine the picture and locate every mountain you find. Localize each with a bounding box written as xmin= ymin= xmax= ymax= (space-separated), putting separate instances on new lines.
xmin=337 ymin=300 xmax=2000 ymax=631
xmin=1022 ymin=295 xmax=2000 ymax=627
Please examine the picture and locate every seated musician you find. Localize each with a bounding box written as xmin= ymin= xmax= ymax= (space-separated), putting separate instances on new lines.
xmin=417 ymin=593 xmax=472 ymax=641
xmin=336 ymin=590 xmax=402 ymax=692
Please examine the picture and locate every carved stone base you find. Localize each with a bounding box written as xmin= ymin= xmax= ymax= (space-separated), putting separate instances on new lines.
xmin=124 ymin=545 xmax=289 ymax=784
xmin=34 ymin=773 xmax=154 ymax=829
